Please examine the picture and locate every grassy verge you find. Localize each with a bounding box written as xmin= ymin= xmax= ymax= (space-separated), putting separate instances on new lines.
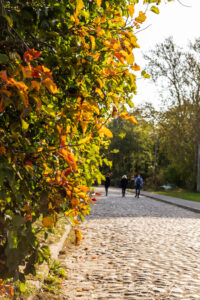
xmin=153 ymin=190 xmax=200 ymax=202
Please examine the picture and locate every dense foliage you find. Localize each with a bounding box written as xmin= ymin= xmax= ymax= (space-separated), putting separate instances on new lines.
xmin=0 ymin=0 xmax=174 ymax=294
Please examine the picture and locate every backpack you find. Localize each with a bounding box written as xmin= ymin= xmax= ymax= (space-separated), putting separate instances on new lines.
xmin=136 ymin=177 xmax=141 ymax=187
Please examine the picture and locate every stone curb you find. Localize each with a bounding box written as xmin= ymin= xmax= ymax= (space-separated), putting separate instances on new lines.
xmin=27 ymin=223 xmax=72 ymax=294
xmin=49 ymin=224 xmax=71 ymax=260
xmin=140 ymin=192 xmax=200 ymax=214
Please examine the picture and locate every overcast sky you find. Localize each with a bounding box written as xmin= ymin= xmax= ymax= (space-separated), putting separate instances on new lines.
xmin=132 ymin=0 xmax=200 ymax=109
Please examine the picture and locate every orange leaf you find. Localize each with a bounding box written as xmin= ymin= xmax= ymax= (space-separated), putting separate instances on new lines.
xmin=60 ymin=135 xmax=66 ymax=147
xmin=23 ymin=49 xmax=40 ymax=62
xmin=135 ymin=11 xmax=146 ymax=24
xmin=71 ymin=198 xmax=79 ymax=206
xmin=113 ymin=52 xmax=124 ymax=64
xmin=98 ymin=126 xmax=113 ymax=138
xmin=61 ymin=168 xmax=72 ymax=178
xmin=127 ymin=4 xmax=135 ymax=17
xmin=42 ymin=78 xmax=58 ymax=94
xmin=42 ymin=216 xmax=54 ymax=227
xmin=59 ymin=149 xmax=77 ymax=171
xmin=131 ymin=64 xmax=140 ymax=71
xmin=78 ymin=185 xmax=90 ymax=193
xmin=31 ymin=80 xmax=41 ymax=91
xmin=94 ymin=192 xmax=103 ymax=196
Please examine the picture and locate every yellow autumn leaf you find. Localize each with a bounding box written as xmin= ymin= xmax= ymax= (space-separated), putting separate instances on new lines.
xmin=81 ymin=121 xmax=88 ymax=134
xmin=98 ymin=126 xmax=113 ymax=138
xmin=135 ymin=11 xmax=146 ymax=24
xmin=79 ymin=134 xmax=92 ymax=144
xmin=95 ymin=0 xmax=102 ymax=7
xmin=127 ymin=4 xmax=135 ymax=18
xmin=90 ymin=35 xmax=95 ymax=50
xmin=78 ymin=192 xmax=86 ymax=199
xmin=126 ymin=115 xmax=138 ymax=124
xmin=95 ymin=87 xmax=104 ymax=99
xmin=112 ymin=17 xmax=124 ymax=24
xmin=42 ymin=216 xmax=54 ymax=227
xmin=76 ymin=0 xmax=84 ymax=16
xmin=130 ymin=35 xmax=140 ymax=48
xmin=119 ymin=112 xmax=128 ymax=118
xmin=96 ymin=78 xmax=103 ymax=89
xmin=126 ymin=53 xmax=135 ymax=64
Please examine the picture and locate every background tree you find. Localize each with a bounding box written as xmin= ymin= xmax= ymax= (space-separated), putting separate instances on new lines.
xmin=105 ymin=105 xmax=155 ymax=186
xmin=144 ymin=37 xmax=200 ymax=190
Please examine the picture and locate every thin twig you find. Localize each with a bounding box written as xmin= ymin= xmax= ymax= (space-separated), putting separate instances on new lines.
xmin=135 ymin=24 xmax=152 ymax=35
xmin=177 ymin=0 xmax=192 ymax=7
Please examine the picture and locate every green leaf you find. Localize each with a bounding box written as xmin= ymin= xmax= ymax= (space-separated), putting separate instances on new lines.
xmin=21 ymin=119 xmax=29 ymax=130
xmin=19 ymin=282 xmax=26 ymax=293
xmin=118 ymin=133 xmax=126 ymax=139
xmin=150 ymin=6 xmax=160 ymax=14
xmin=141 ymin=70 xmax=150 ymax=79
xmin=0 ymin=54 xmax=9 ymax=64
xmin=110 ymin=149 xmax=119 ymax=154
xmin=2 ymin=15 xmax=13 ymax=27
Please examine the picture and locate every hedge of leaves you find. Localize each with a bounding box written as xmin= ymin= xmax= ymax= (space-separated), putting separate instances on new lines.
xmin=0 ymin=0 xmax=173 ymax=294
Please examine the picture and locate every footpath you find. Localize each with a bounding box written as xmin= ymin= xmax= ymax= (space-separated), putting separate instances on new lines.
xmin=58 ymin=186 xmax=200 ymax=299
xmin=139 ymin=191 xmax=200 ymax=214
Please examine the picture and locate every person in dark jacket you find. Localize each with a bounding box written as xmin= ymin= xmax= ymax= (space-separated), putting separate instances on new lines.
xmin=104 ymin=174 xmax=111 ymax=196
xmin=135 ymin=174 xmax=143 ymax=198
xmin=121 ymin=175 xmax=128 ymax=197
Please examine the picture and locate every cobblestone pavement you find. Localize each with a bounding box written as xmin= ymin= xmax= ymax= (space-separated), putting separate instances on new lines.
xmin=59 ymin=187 xmax=200 ymax=300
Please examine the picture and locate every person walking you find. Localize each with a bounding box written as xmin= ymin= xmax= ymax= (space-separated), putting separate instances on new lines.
xmin=135 ymin=174 xmax=143 ymax=198
xmin=104 ymin=174 xmax=111 ymax=196
xmin=121 ymin=175 xmax=128 ymax=197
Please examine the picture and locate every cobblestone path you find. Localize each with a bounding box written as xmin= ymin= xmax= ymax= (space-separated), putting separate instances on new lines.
xmin=59 ymin=187 xmax=200 ymax=300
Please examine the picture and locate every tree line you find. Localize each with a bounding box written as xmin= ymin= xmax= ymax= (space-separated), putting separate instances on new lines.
xmin=106 ymin=37 xmax=200 ymax=191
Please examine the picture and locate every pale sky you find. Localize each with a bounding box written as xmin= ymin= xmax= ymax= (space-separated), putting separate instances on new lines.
xmin=132 ymin=0 xmax=200 ymax=109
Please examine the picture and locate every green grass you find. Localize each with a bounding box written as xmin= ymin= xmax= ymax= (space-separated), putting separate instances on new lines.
xmin=154 ymin=190 xmax=200 ymax=202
